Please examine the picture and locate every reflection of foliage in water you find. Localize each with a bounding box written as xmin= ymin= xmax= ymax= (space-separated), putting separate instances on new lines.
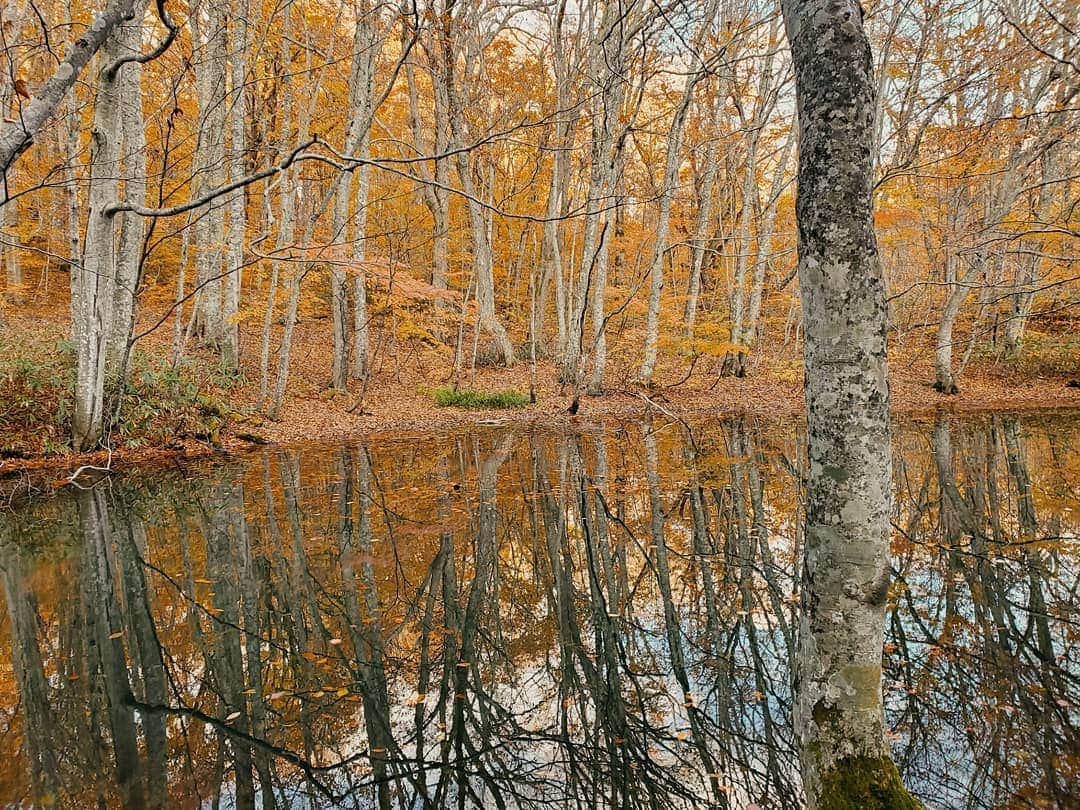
xmin=0 ymin=413 xmax=1075 ymax=808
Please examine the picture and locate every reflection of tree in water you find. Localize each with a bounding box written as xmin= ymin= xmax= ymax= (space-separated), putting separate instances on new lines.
xmin=0 ymin=414 xmax=1075 ymax=808
xmin=889 ymin=415 xmax=1077 ymax=808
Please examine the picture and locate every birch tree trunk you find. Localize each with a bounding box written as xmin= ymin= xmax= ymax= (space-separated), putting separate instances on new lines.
xmin=190 ymin=0 xmax=228 ymax=351
xmin=222 ymin=0 xmax=249 ymax=370
xmin=256 ymin=17 xmax=296 ymax=408
xmin=934 ymin=257 xmax=967 ymax=394
xmin=930 ymin=46 xmax=1066 ymax=390
xmin=351 ymin=158 xmax=372 ymax=380
xmin=722 ymin=28 xmax=781 ymax=377
xmin=404 ymin=17 xmax=451 ymax=296
xmin=683 ymin=109 xmax=719 ymax=335
xmin=638 ymin=2 xmax=716 ymax=383
xmin=108 ymin=0 xmax=149 ymax=372
xmin=733 ymin=131 xmax=794 ymax=376
xmin=330 ymin=1 xmax=383 ymax=386
xmin=269 ymin=23 xmax=324 ymax=419
xmin=74 ymin=29 xmax=128 ymax=449
xmin=453 ymin=134 xmax=512 ymax=364
xmin=780 ymin=0 xmax=919 ymax=806
xmin=538 ymin=5 xmax=578 ymax=359
xmin=563 ymin=0 xmax=641 ymax=387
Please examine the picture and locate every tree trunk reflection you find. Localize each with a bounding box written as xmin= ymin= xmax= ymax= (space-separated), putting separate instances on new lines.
xmin=0 ymin=414 xmax=1075 ymax=808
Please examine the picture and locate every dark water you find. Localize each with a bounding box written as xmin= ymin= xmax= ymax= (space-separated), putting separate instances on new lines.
xmin=0 ymin=412 xmax=1075 ymax=809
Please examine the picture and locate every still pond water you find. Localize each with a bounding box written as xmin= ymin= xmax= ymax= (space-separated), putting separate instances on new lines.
xmin=0 ymin=412 xmax=1076 ymax=809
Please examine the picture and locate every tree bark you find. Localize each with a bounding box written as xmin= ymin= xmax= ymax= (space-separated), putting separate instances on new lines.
xmin=780 ymin=0 xmax=919 ymax=806
xmin=562 ymin=0 xmax=639 ymax=385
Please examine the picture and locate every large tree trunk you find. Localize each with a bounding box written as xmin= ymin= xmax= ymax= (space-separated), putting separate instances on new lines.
xmin=780 ymin=0 xmax=919 ymax=807
xmin=74 ymin=24 xmax=130 ymax=450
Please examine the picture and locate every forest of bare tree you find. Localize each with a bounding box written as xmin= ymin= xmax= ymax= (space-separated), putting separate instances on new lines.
xmin=0 ymin=1 xmax=1077 ymax=807
xmin=0 ymin=0 xmax=1074 ymax=457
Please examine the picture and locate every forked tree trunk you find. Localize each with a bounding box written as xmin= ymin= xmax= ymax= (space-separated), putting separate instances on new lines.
xmin=0 ymin=0 xmax=136 ymax=182
xmin=537 ymin=10 xmax=577 ymax=361
xmin=780 ymin=0 xmax=920 ymax=806
xmin=74 ymin=36 xmax=127 ymax=450
xmin=563 ymin=0 xmax=637 ymax=385
xmin=403 ymin=24 xmax=450 ymax=297
xmin=433 ymin=8 xmax=514 ymax=367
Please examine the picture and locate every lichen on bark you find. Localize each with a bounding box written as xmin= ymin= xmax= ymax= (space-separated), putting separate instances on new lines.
xmin=779 ymin=0 xmax=922 ymax=807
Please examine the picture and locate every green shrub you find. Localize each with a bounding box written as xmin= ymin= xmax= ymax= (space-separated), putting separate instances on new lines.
xmin=431 ymin=385 xmax=529 ymax=409
xmin=0 ymin=337 xmax=76 ymax=455
xmin=113 ymin=355 xmax=229 ymax=448
xmin=0 ymin=334 xmax=230 ymax=456
xmin=999 ymin=332 xmax=1080 ymax=378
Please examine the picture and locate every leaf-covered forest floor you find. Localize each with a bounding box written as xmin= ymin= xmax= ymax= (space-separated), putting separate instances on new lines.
xmin=2 ymin=301 xmax=1078 ymax=480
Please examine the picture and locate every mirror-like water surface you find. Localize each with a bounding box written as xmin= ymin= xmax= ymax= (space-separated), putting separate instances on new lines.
xmin=0 ymin=412 xmax=1076 ymax=809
